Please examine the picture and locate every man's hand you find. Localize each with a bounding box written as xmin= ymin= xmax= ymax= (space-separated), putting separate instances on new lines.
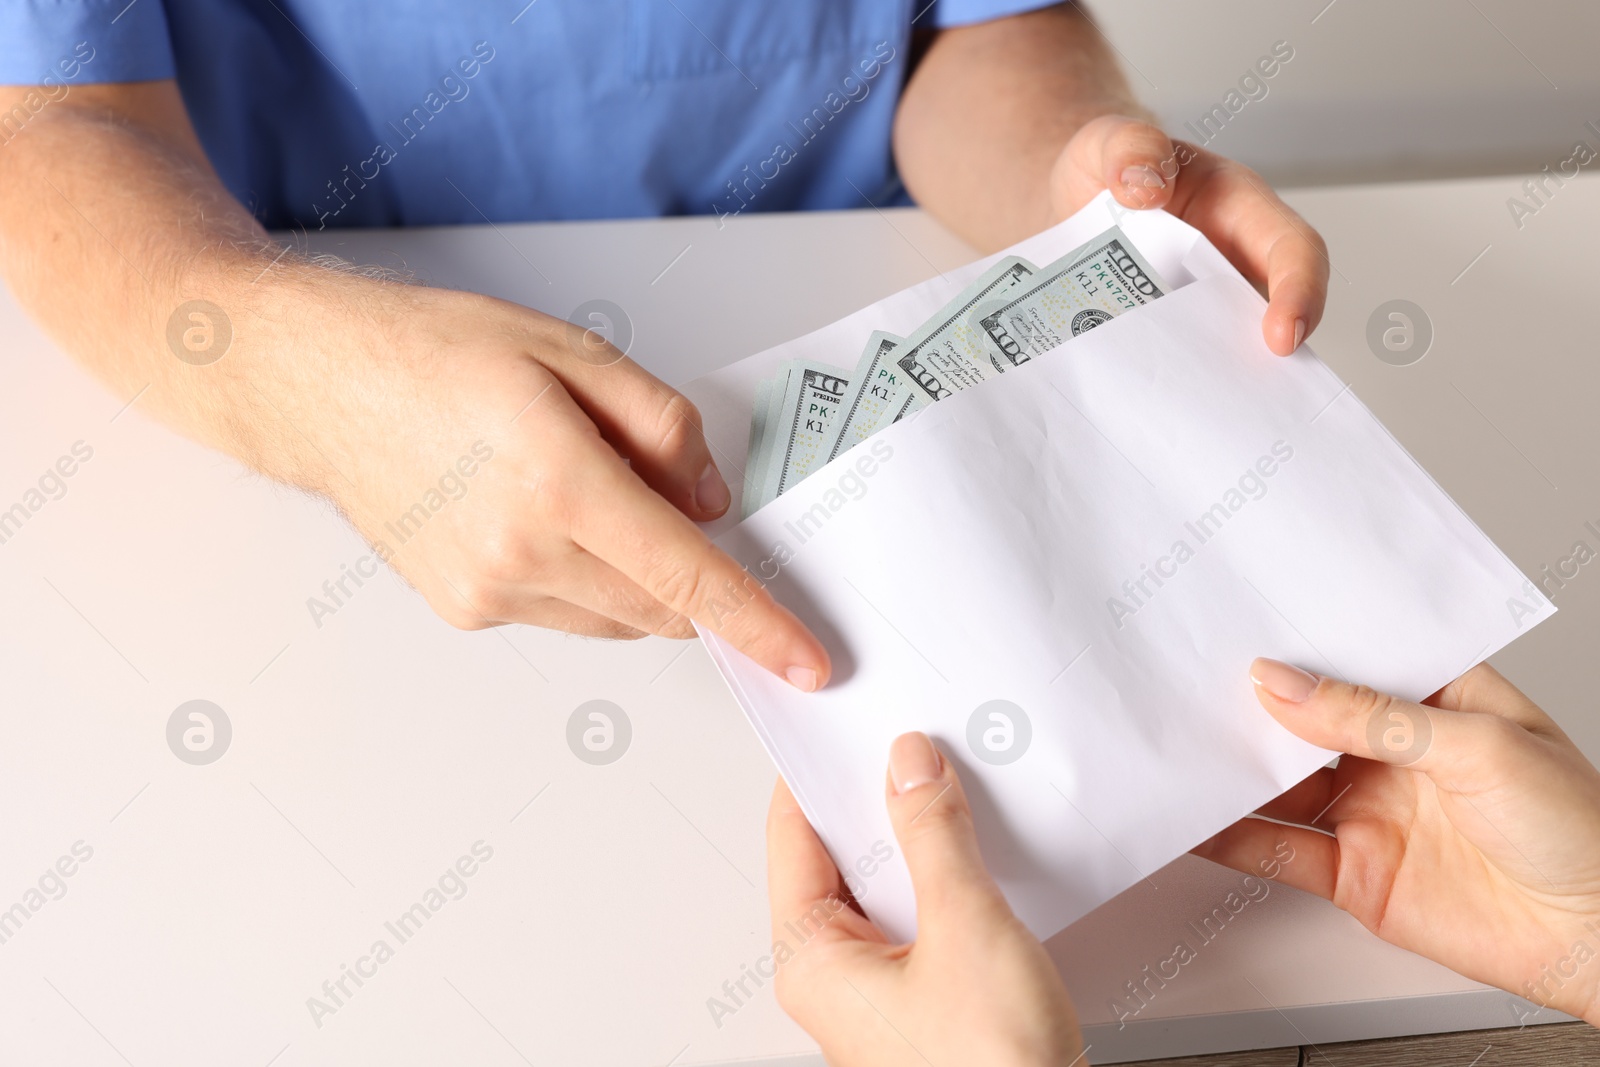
xmin=1049 ymin=115 xmax=1328 ymax=356
xmin=300 ymin=283 xmax=829 ymax=687
xmin=0 ymin=80 xmax=829 ymax=688
xmin=895 ymin=3 xmax=1329 ymax=356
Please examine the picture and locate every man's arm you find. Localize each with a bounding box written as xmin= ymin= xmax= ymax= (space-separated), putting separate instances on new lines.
xmin=0 ymin=80 xmax=831 ymax=688
xmin=893 ymin=3 xmax=1328 ymax=356
xmin=0 ymin=81 xmax=372 ymax=487
xmin=894 ymin=4 xmax=1152 ymax=250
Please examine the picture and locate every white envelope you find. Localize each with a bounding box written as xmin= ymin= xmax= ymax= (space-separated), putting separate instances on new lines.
xmin=682 ymin=194 xmax=1555 ymax=944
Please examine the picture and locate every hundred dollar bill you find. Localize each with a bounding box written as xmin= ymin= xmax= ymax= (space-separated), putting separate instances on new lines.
xmin=743 ymin=366 xmax=799 ymax=518
xmin=740 ymin=226 xmax=1171 ymax=512
xmin=820 ymin=331 xmax=911 ymax=462
xmin=977 ymin=227 xmax=1167 ymax=369
xmin=894 ymin=257 xmax=1037 ymax=403
xmin=742 ymin=375 xmax=778 ymax=517
xmin=752 ymin=359 xmax=852 ymax=512
xmin=856 ymin=380 xmax=924 ymax=444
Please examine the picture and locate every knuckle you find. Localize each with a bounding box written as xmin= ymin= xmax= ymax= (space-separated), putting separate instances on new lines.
xmin=448 ymin=574 xmax=512 ymax=622
xmin=654 ymin=613 xmax=696 ymax=639
xmin=1307 ymin=229 xmax=1331 ymax=263
xmin=471 ymin=523 xmax=537 ymax=586
xmin=644 ymin=556 xmax=719 ymax=617
xmin=1278 ymin=224 xmax=1327 ymax=265
xmin=522 ymin=460 xmax=573 ymax=525
xmin=1230 ymin=159 xmax=1266 ymax=186
xmin=431 ymin=583 xmax=494 ymax=629
xmin=653 ymin=392 xmax=705 ymax=460
xmin=636 ymin=604 xmax=690 ymax=638
xmin=1344 ymin=683 xmax=1392 ymax=724
xmin=437 ymin=606 xmax=490 ymax=631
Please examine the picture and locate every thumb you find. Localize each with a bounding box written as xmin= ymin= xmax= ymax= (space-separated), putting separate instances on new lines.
xmin=884 ymin=732 xmax=1007 ymax=927
xmin=1249 ymin=657 xmax=1502 ymax=773
xmin=1052 ymin=115 xmax=1178 ymax=218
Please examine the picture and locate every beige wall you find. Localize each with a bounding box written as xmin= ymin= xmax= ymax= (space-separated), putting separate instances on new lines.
xmin=1084 ymin=0 xmax=1600 ymax=186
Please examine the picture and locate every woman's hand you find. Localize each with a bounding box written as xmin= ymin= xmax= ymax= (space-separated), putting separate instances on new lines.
xmin=766 ymin=732 xmax=1081 ymax=1066
xmin=1049 ymin=115 xmax=1330 ymax=357
xmin=1198 ymin=660 xmax=1600 ymax=1024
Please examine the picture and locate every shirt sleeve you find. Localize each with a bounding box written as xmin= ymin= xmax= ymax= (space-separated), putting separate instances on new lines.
xmin=0 ymin=0 xmax=176 ymax=84
xmin=927 ymin=0 xmax=1063 ymax=28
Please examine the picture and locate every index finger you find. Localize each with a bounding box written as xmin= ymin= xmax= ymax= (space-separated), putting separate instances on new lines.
xmin=569 ymin=443 xmax=831 ymax=690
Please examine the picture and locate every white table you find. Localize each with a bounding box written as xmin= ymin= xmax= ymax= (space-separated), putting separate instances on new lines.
xmin=0 ymin=174 xmax=1594 ymax=1066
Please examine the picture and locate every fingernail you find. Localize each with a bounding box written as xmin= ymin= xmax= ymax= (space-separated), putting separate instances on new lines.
xmin=695 ymin=462 xmax=730 ymax=514
xmin=1250 ymin=658 xmax=1318 ymax=702
xmin=889 ymin=732 xmax=943 ymax=794
xmin=1120 ymin=164 xmax=1166 ymax=191
xmin=1292 ymin=319 xmax=1306 ymax=351
xmin=785 ymin=666 xmax=818 ymax=692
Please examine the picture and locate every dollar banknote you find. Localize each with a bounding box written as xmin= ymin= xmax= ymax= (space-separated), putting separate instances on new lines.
xmin=747 ymin=368 xmax=798 ymax=505
xmin=746 ymin=359 xmax=851 ymax=516
xmin=977 ymin=228 xmax=1168 ymax=369
xmin=893 ymin=257 xmax=1036 ymax=403
xmin=820 ymin=331 xmax=911 ymax=463
xmin=739 ymin=225 xmax=1171 ymax=517
xmin=743 ymin=375 xmax=778 ymax=513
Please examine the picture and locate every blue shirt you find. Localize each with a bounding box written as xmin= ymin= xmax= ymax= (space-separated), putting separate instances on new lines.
xmin=1 ymin=0 xmax=1053 ymax=230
